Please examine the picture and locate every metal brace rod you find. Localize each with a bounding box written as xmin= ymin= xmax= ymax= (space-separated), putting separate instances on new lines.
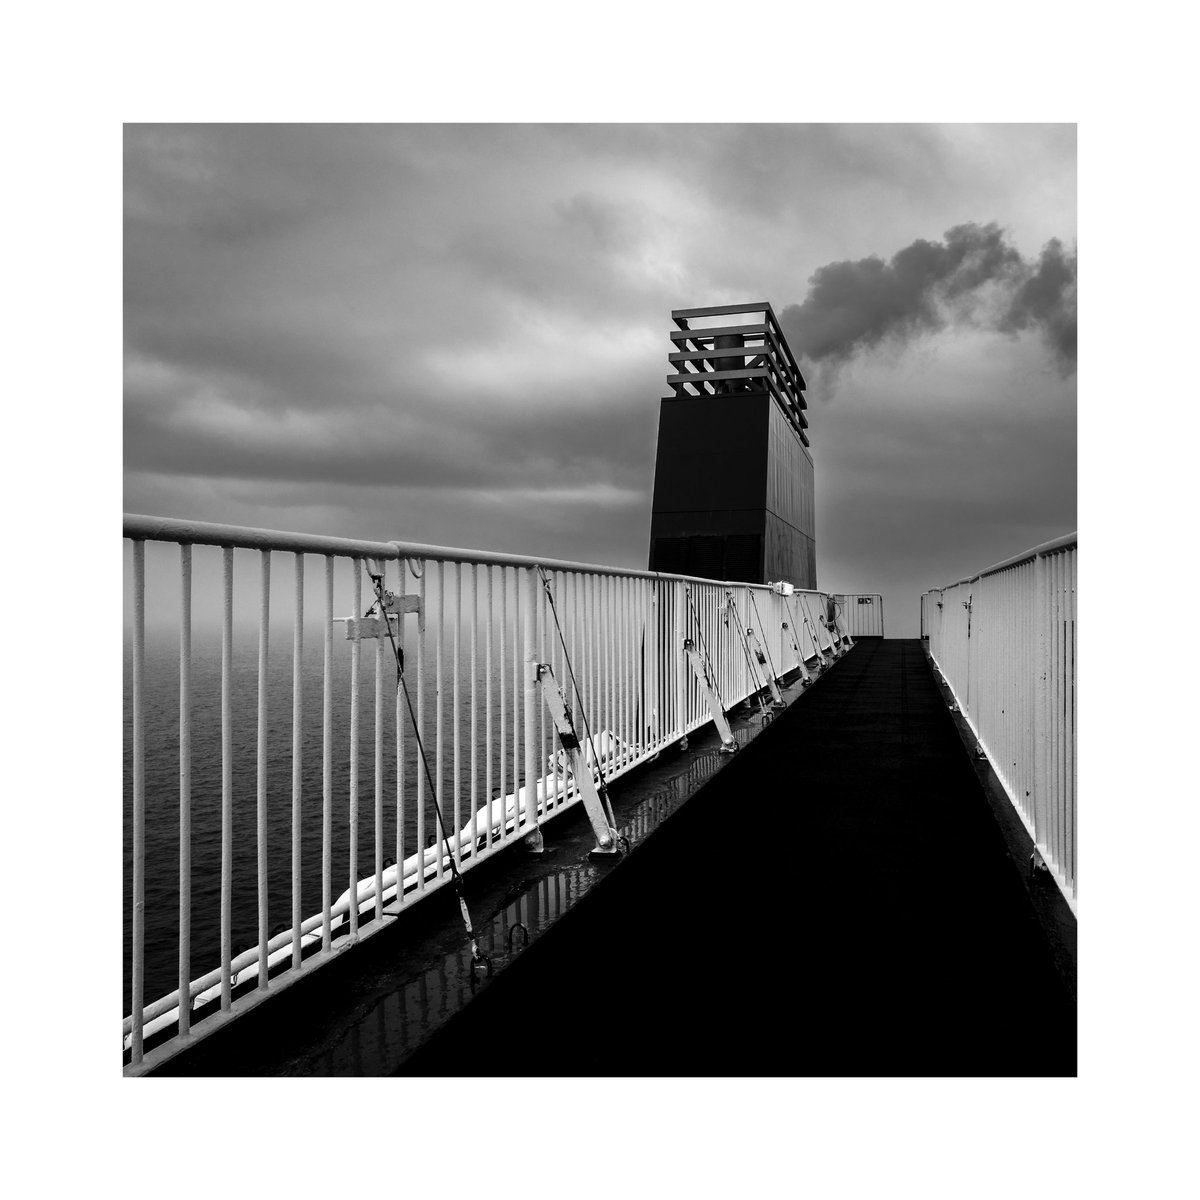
xmin=724 ymin=592 xmax=771 ymax=718
xmin=534 ymin=664 xmax=621 ymax=854
xmin=827 ymin=601 xmax=854 ymax=655
xmin=798 ymin=595 xmax=829 ymax=665
xmin=745 ymin=626 xmax=784 ymax=706
xmin=682 ymin=639 xmax=738 ymax=753
xmin=781 ymin=616 xmax=812 ymax=685
xmin=780 ymin=595 xmax=814 ymax=685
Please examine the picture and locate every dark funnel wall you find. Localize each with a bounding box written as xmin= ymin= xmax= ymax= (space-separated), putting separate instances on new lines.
xmin=648 ymin=303 xmax=816 ymax=587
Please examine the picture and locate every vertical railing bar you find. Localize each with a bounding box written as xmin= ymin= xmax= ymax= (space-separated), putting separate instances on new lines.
xmin=291 ymin=552 xmax=304 ymax=968
xmin=1062 ymin=553 xmax=1070 ymax=883
xmin=374 ymin=583 xmax=384 ymax=922
xmin=130 ymin=540 xmax=146 ymax=1062
xmin=582 ymin=574 xmax=591 ymax=752
xmin=1070 ymin=549 xmax=1077 ymax=892
xmin=674 ymin=584 xmax=685 ymax=742
xmin=609 ymin=578 xmax=619 ymax=758
xmin=625 ymin=575 xmax=632 ymax=761
xmin=606 ymin=576 xmax=614 ymax=749
xmin=623 ymin=576 xmax=631 ymax=765
xmin=453 ymin=561 xmax=462 ymax=869
xmin=1061 ymin=553 xmax=1069 ymax=878
xmin=177 ymin=543 xmax=192 ymax=1037
xmin=653 ymin=578 xmax=660 ymax=749
xmin=616 ymin=575 xmax=623 ymax=764
xmin=498 ymin=565 xmax=507 ymax=846
xmin=542 ymin=571 xmax=553 ymax=811
xmin=416 ymin=559 xmax=427 ymax=890
xmin=349 ymin=562 xmax=361 ymax=937
xmin=482 ymin=564 xmax=492 ymax=854
xmin=1051 ymin=553 xmax=1060 ymax=873
xmin=471 ymin=563 xmax=479 ymax=857
xmin=322 ymin=556 xmax=333 ymax=949
xmin=536 ymin=570 xmax=546 ymax=811
xmin=436 ymin=560 xmax=445 ymax=881
xmin=591 ymin=574 xmax=600 ymax=751
xmin=257 ymin=550 xmax=271 ymax=990
xmin=571 ymin=571 xmax=581 ymax=744
xmin=645 ymin=578 xmax=654 ymax=751
xmin=512 ymin=567 xmax=521 ymax=835
xmin=1046 ymin=556 xmax=1054 ymax=867
xmin=668 ymin=581 xmax=675 ymax=740
xmin=523 ymin=567 xmax=538 ymax=835
xmin=613 ymin=575 xmax=621 ymax=765
xmin=547 ymin=572 xmax=555 ymax=806
xmin=220 ymin=546 xmax=234 ymax=1010
xmin=396 ymin=558 xmax=406 ymax=904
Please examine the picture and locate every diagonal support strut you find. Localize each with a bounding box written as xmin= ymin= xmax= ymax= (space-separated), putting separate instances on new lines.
xmin=682 ymin=639 xmax=738 ymax=753
xmin=745 ymin=626 xmax=785 ymax=707
xmin=534 ymin=663 xmax=621 ymax=855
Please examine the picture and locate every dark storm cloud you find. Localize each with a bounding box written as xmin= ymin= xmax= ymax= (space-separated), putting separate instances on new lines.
xmin=999 ymin=238 xmax=1078 ymax=370
xmin=780 ymin=222 xmax=1077 ymax=378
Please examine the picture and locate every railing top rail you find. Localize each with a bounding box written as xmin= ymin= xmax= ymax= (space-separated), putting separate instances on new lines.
xmin=123 ymin=513 xmax=826 ymax=594
xmin=926 ymin=531 xmax=1077 ymax=593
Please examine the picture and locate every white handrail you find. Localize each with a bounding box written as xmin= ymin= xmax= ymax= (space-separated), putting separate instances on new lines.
xmin=924 ymin=534 xmax=1077 ymax=911
xmin=123 ymin=513 xmax=854 ymax=1071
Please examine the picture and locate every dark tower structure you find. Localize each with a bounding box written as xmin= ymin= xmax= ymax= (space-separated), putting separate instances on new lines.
xmin=647 ymin=302 xmax=815 ymax=586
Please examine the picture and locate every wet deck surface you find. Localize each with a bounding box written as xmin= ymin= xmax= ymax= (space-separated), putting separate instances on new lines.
xmin=404 ymin=639 xmax=1076 ymax=1077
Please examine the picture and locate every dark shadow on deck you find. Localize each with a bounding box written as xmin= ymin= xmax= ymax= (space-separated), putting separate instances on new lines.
xmin=403 ymin=639 xmax=1076 ymax=1077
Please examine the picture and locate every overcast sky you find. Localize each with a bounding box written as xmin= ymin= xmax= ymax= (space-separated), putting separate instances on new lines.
xmin=124 ymin=124 xmax=1076 ymax=636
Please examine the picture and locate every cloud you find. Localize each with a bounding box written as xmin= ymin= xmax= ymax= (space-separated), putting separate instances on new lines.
xmin=124 ymin=126 xmax=1077 ymax=634
xmin=780 ymin=222 xmax=1077 ymax=383
xmin=998 ymin=237 xmax=1077 ymax=371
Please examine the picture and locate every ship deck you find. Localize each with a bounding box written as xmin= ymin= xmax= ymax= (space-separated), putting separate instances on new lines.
xmin=154 ymin=639 xmax=1075 ymax=1076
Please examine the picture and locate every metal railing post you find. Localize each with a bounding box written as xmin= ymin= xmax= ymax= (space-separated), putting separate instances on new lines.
xmin=1033 ymin=549 xmax=1049 ymax=860
xmin=291 ymin=552 xmax=303 ymax=968
xmin=674 ymin=583 xmax=688 ymax=748
xmin=256 ymin=550 xmax=271 ymax=988
xmin=177 ymin=543 xmax=192 ymax=1037
xmin=322 ymin=556 xmax=333 ymax=948
xmin=220 ymin=546 xmax=234 ymax=1011
xmin=349 ymin=565 xmax=361 ymax=936
xmin=522 ymin=566 xmax=543 ymax=851
xmin=130 ymin=540 xmax=145 ymax=1064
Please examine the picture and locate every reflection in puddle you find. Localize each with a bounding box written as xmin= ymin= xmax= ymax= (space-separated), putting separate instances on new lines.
xmin=294 ymin=703 xmax=776 ymax=1073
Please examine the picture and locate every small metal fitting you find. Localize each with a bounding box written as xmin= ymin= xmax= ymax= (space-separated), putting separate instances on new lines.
xmin=470 ymin=954 xmax=493 ymax=986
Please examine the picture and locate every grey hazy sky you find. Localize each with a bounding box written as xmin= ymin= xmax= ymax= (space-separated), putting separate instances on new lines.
xmin=124 ymin=124 xmax=1076 ymax=636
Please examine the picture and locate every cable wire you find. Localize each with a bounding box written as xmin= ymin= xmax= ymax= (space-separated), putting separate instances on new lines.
xmin=538 ymin=569 xmax=613 ymax=810
xmin=748 ymin=589 xmax=782 ymax=687
xmin=365 ymin=565 xmax=487 ymax=971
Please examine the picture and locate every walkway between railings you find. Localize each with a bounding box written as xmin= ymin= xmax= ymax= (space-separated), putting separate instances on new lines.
xmin=404 ymin=639 xmax=1077 ymax=1076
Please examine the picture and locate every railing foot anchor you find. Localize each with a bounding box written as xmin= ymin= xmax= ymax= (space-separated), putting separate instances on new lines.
xmin=719 ymin=739 xmax=737 ymax=755
xmin=678 ymin=736 xmax=688 ymax=751
xmin=523 ymin=828 xmax=544 ymax=854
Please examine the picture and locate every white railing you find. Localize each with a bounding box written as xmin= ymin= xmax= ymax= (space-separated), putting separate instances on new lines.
xmin=923 ymin=533 xmax=1077 ymax=912
xmin=833 ymin=593 xmax=885 ymax=638
xmin=123 ymin=514 xmax=851 ymax=1073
